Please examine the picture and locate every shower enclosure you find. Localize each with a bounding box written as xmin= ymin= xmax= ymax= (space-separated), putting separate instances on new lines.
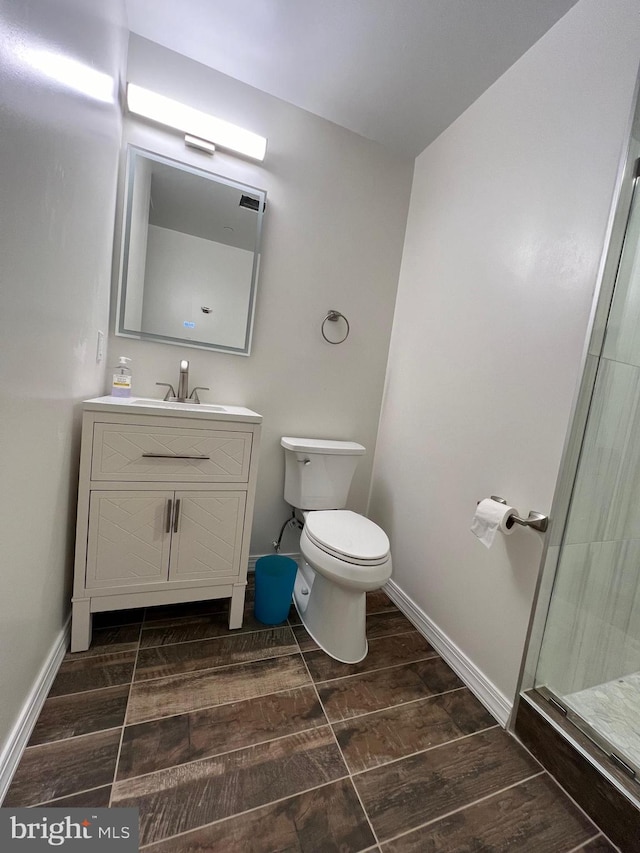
xmin=519 ymin=85 xmax=640 ymax=806
xmin=535 ymin=159 xmax=640 ymax=777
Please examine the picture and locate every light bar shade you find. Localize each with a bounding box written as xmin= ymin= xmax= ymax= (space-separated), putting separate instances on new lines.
xmin=126 ymin=84 xmax=267 ymax=162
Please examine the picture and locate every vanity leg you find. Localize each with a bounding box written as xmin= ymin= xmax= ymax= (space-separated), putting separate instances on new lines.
xmin=71 ymin=599 xmax=92 ymax=653
xmin=229 ymin=583 xmax=246 ymax=630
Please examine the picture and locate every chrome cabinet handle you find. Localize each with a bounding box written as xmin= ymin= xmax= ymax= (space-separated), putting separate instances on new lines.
xmin=165 ymin=499 xmax=173 ymax=533
xmin=173 ymin=499 xmax=181 ymax=533
xmin=142 ymin=453 xmax=211 ymax=460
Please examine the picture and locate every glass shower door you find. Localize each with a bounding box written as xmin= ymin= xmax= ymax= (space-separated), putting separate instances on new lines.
xmin=535 ymin=159 xmax=640 ymax=779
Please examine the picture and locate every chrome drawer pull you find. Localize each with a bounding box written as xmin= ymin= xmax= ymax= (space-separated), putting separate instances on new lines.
xmin=142 ymin=453 xmax=211 ymax=460
xmin=173 ymin=499 xmax=181 ymax=533
xmin=165 ymin=499 xmax=173 ymax=533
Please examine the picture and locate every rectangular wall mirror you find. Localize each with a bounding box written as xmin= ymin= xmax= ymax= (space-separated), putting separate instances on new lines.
xmin=115 ymin=146 xmax=266 ymax=354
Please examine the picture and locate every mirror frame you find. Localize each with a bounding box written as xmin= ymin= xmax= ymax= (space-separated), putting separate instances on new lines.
xmin=115 ymin=145 xmax=266 ymax=355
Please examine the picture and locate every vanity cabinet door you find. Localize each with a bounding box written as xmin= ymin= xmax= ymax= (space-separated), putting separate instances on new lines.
xmin=168 ymin=491 xmax=246 ymax=582
xmin=86 ymin=491 xmax=173 ymax=588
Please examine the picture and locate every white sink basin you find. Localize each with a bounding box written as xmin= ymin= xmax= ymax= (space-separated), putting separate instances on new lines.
xmin=133 ymin=398 xmax=229 ymax=413
xmin=83 ymin=396 xmax=262 ymax=423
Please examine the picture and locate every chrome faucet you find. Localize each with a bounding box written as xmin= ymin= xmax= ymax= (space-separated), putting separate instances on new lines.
xmin=156 ymin=360 xmax=209 ymax=403
xmin=177 ymin=359 xmax=189 ymax=401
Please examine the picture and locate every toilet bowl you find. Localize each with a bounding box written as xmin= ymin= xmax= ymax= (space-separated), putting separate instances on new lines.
xmin=293 ymin=510 xmax=392 ymax=662
xmin=280 ymin=436 xmax=392 ymax=664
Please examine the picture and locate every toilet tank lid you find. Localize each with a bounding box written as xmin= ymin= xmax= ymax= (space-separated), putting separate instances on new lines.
xmin=281 ymin=437 xmax=365 ymax=455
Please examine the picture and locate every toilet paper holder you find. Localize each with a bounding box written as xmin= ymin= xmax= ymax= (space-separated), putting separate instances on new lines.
xmin=486 ymin=496 xmax=549 ymax=533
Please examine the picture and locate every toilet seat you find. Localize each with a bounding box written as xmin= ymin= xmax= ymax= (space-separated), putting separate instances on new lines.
xmin=304 ymin=510 xmax=390 ymax=565
xmin=300 ymin=527 xmax=392 ymax=590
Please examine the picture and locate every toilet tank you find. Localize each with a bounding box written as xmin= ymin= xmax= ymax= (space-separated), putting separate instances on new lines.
xmin=281 ymin=437 xmax=365 ymax=510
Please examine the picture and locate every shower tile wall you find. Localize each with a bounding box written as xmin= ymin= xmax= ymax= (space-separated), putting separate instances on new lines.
xmin=538 ymin=187 xmax=640 ymax=697
xmin=565 ymin=360 xmax=640 ymax=544
xmin=537 ymin=536 xmax=640 ymax=694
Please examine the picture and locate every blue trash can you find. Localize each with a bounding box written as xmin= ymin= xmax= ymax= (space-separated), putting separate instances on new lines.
xmin=254 ymin=555 xmax=298 ymax=625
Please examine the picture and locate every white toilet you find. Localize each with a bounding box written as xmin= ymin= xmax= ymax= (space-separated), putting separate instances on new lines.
xmin=281 ymin=436 xmax=392 ymax=663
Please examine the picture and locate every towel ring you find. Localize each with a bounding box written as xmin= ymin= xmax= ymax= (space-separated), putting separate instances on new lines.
xmin=321 ymin=309 xmax=350 ymax=344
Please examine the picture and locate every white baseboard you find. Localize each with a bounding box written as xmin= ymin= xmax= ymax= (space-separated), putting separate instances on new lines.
xmin=384 ymin=579 xmax=512 ymax=727
xmin=0 ymin=617 xmax=70 ymax=803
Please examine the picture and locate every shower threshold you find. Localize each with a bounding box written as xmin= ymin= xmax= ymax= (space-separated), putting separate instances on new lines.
xmin=536 ymin=680 xmax=640 ymax=786
xmin=559 ymin=671 xmax=640 ymax=781
xmin=515 ymin=688 xmax=640 ymax=850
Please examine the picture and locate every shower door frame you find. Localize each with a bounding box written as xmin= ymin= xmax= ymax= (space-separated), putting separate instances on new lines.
xmin=512 ymin=72 xmax=640 ymax=805
xmin=524 ymin=156 xmax=640 ymax=789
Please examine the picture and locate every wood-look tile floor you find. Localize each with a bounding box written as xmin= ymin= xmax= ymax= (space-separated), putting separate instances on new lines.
xmin=4 ymin=584 xmax=619 ymax=851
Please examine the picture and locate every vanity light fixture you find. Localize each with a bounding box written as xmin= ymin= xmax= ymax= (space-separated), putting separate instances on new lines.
xmin=126 ymin=83 xmax=267 ymax=162
xmin=185 ymin=134 xmax=215 ymax=155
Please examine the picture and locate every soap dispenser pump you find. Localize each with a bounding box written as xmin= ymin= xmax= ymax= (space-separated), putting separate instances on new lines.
xmin=111 ymin=356 xmax=132 ymax=398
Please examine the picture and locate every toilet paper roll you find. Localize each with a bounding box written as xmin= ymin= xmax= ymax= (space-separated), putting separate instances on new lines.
xmin=470 ymin=498 xmax=516 ymax=548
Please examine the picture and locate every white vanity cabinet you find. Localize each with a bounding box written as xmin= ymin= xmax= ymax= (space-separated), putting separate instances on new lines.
xmin=71 ymin=396 xmax=262 ymax=652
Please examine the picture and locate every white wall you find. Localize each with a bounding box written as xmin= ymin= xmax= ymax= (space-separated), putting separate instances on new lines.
xmin=141 ymin=225 xmax=254 ymax=348
xmin=112 ymin=35 xmax=413 ymax=555
xmin=0 ymin=0 xmax=126 ymax=751
xmin=369 ymin=0 xmax=640 ymax=705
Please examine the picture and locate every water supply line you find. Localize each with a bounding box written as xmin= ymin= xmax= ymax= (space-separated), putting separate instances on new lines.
xmin=272 ymin=509 xmax=303 ymax=552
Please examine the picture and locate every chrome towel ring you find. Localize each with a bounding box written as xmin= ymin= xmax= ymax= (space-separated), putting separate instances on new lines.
xmin=321 ymin=309 xmax=350 ymax=344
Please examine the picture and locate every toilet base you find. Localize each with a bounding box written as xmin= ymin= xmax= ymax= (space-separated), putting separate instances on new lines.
xmin=293 ymin=562 xmax=368 ymax=664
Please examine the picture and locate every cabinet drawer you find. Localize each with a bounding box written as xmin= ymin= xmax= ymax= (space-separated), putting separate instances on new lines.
xmin=91 ymin=423 xmax=252 ymax=482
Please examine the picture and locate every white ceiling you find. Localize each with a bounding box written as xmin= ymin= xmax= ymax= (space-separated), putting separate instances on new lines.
xmin=124 ymin=0 xmax=579 ymax=158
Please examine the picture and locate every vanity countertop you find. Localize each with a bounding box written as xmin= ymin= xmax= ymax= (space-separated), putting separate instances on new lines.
xmin=83 ymin=395 xmax=263 ymax=424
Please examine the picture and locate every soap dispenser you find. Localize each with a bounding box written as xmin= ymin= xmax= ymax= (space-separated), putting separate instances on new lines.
xmin=111 ymin=356 xmax=132 ymax=398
